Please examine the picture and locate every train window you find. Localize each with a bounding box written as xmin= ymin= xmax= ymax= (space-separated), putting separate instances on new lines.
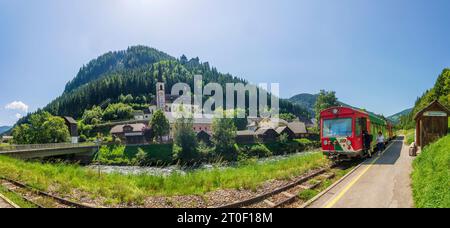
xmin=323 ymin=118 xmax=353 ymax=137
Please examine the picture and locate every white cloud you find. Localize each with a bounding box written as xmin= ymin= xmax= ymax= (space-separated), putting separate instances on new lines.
xmin=15 ymin=113 xmax=23 ymax=119
xmin=5 ymin=101 xmax=29 ymax=113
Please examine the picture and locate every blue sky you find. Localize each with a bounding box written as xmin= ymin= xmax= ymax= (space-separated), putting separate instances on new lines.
xmin=1 ymin=0 xmax=449 ymax=125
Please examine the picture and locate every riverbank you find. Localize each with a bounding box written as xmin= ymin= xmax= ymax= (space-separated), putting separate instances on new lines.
xmin=0 ymin=151 xmax=329 ymax=207
xmin=88 ymin=150 xmax=319 ymax=176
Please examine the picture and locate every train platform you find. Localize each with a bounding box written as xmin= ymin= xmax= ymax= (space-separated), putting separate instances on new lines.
xmin=307 ymin=136 xmax=414 ymax=208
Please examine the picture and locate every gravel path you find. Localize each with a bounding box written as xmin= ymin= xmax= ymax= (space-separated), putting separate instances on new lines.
xmin=0 ymin=195 xmax=13 ymax=208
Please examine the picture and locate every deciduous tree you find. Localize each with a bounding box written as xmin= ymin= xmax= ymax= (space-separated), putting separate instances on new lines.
xmin=212 ymin=113 xmax=237 ymax=161
xmin=150 ymin=109 xmax=170 ymax=142
xmin=172 ymin=116 xmax=198 ymax=163
xmin=314 ymin=90 xmax=339 ymax=122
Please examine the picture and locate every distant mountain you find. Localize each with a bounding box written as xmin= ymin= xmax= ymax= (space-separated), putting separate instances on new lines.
xmin=0 ymin=126 xmax=12 ymax=135
xmin=387 ymin=108 xmax=413 ymax=124
xmin=289 ymin=93 xmax=351 ymax=116
xmin=289 ymin=93 xmax=318 ymax=115
xmin=30 ymin=45 xmax=311 ymax=122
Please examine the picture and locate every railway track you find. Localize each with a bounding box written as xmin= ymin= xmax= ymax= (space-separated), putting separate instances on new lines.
xmin=0 ymin=177 xmax=96 ymax=208
xmin=216 ymin=160 xmax=360 ymax=209
xmin=0 ymin=192 xmax=20 ymax=208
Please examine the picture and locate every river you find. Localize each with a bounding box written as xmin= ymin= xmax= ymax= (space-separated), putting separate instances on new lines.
xmin=87 ymin=150 xmax=318 ymax=176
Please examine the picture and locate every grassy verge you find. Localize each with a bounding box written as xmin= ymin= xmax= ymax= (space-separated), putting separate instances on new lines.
xmin=397 ymin=129 xmax=415 ymax=145
xmin=0 ymin=185 xmax=38 ymax=208
xmin=297 ymin=165 xmax=357 ymax=202
xmin=0 ymin=152 xmax=328 ymax=206
xmin=411 ymin=135 xmax=450 ymax=208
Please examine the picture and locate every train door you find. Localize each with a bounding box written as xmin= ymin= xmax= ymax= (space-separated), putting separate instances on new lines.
xmin=355 ymin=118 xmax=367 ymax=151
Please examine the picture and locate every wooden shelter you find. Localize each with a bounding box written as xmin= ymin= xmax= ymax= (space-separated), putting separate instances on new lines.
xmin=63 ymin=116 xmax=79 ymax=143
xmin=414 ymin=100 xmax=450 ymax=147
xmin=63 ymin=116 xmax=78 ymax=137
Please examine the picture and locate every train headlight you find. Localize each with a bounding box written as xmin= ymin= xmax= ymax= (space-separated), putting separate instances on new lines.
xmin=346 ymin=140 xmax=352 ymax=146
xmin=324 ymin=140 xmax=328 ymax=146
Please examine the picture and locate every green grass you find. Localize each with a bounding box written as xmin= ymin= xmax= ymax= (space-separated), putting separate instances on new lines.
xmin=398 ymin=129 xmax=415 ymax=145
xmin=237 ymin=139 xmax=319 ymax=157
xmin=0 ymin=152 xmax=329 ymax=206
xmin=124 ymin=144 xmax=173 ymax=164
xmin=0 ymin=185 xmax=38 ymax=208
xmin=412 ymin=135 xmax=450 ymax=208
xmin=298 ymin=189 xmax=318 ymax=201
xmin=98 ymin=140 xmax=319 ymax=166
xmin=94 ymin=144 xmax=173 ymax=165
xmin=296 ymin=165 xmax=357 ymax=203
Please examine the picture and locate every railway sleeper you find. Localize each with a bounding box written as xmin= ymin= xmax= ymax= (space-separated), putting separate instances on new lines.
xmin=0 ymin=182 xmax=44 ymax=208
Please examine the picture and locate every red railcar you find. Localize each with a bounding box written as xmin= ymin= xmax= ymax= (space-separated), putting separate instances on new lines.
xmin=320 ymin=107 xmax=393 ymax=160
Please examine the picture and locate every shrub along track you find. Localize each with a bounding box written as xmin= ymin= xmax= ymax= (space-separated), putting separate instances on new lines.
xmin=216 ymin=160 xmax=360 ymax=208
xmin=0 ymin=177 xmax=96 ymax=208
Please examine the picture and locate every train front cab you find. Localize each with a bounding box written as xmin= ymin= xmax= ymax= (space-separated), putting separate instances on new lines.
xmin=320 ymin=107 xmax=369 ymax=160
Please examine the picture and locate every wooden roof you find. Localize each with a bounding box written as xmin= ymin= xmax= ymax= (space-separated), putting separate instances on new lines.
xmin=110 ymin=123 xmax=147 ymax=134
xmin=414 ymin=100 xmax=450 ymax=121
xmin=255 ymin=128 xmax=279 ymax=136
xmin=63 ymin=116 xmax=77 ymax=124
xmin=287 ymin=121 xmax=308 ymax=134
xmin=237 ymin=130 xmax=256 ymax=136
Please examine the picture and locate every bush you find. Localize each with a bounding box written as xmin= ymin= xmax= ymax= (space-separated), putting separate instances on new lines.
xmin=132 ymin=148 xmax=148 ymax=166
xmin=79 ymin=135 xmax=87 ymax=143
xmin=113 ymin=137 xmax=121 ymax=145
xmin=124 ymin=144 xmax=173 ymax=165
xmin=248 ymin=144 xmax=272 ymax=158
xmin=197 ymin=141 xmax=214 ymax=161
xmin=95 ymin=145 xmax=131 ymax=165
xmin=295 ymin=138 xmax=320 ymax=150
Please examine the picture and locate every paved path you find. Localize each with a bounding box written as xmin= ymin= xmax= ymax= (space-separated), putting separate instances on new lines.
xmin=308 ymin=137 xmax=414 ymax=208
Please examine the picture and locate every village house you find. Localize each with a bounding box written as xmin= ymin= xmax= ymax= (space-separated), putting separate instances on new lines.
xmin=287 ymin=121 xmax=309 ymax=138
xmin=1 ymin=136 xmax=13 ymax=144
xmin=109 ymin=81 xmax=310 ymax=145
xmin=236 ymin=118 xmax=309 ymax=143
xmin=110 ymin=123 xmax=149 ymax=145
xmin=255 ymin=128 xmax=279 ymax=142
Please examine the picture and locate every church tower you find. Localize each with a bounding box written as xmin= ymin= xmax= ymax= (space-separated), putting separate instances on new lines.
xmin=156 ymin=64 xmax=166 ymax=111
xmin=156 ymin=82 xmax=166 ymax=110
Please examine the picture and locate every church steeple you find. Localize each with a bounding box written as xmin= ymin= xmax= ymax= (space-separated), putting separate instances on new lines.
xmin=156 ymin=64 xmax=166 ymax=111
xmin=157 ymin=64 xmax=163 ymax=82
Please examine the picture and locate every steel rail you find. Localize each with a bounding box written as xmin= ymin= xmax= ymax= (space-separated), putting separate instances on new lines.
xmin=0 ymin=177 xmax=96 ymax=208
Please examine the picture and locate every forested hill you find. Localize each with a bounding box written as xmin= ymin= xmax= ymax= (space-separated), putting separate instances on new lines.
xmin=64 ymin=46 xmax=175 ymax=93
xmin=289 ymin=93 xmax=318 ymax=115
xmin=289 ymin=93 xmax=352 ymax=117
xmin=40 ymin=45 xmax=310 ymax=120
xmin=387 ymin=108 xmax=412 ymax=124
xmin=398 ymin=68 xmax=450 ymax=129
xmin=0 ymin=126 xmax=11 ymax=135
